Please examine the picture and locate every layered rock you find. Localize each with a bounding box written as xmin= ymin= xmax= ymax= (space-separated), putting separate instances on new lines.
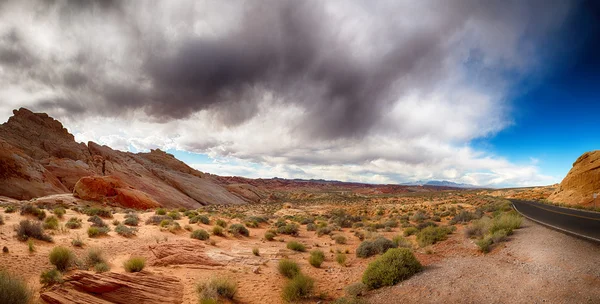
xmin=0 ymin=108 xmax=252 ymax=207
xmin=40 ymin=271 xmax=183 ymax=304
xmin=549 ymin=151 xmax=600 ymax=206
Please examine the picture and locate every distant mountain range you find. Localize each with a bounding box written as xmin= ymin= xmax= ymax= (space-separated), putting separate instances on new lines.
xmin=400 ymin=180 xmax=483 ymax=189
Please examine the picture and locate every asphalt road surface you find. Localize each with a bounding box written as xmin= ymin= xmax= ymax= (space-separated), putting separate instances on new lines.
xmin=511 ymin=199 xmax=600 ymax=242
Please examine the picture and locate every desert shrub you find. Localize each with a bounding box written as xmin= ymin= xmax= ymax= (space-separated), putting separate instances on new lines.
xmin=403 ymin=227 xmax=418 ymax=236
xmin=416 ymin=226 xmax=452 ymax=247
xmin=450 ymin=210 xmax=476 ymax=225
xmin=0 ymin=269 xmax=32 ymax=304
xmin=0 ymin=215 xmax=3 ymax=226
xmin=85 ymin=248 xmax=106 ymax=267
xmin=431 ymin=216 xmax=441 ymax=222
xmin=40 ymin=268 xmax=63 ymax=286
xmin=115 ymin=224 xmax=137 ymax=237
xmin=228 ymin=223 xmax=249 ymax=237
xmin=336 ymin=252 xmax=347 ymax=266
xmin=287 ymin=241 xmax=306 ymax=252
xmin=362 ymin=248 xmax=422 ymax=289
xmin=216 ymin=219 xmax=227 ymax=228
xmin=265 ymin=231 xmax=276 ymax=241
xmin=21 ymin=204 xmax=46 ymax=220
xmin=167 ymin=211 xmax=181 ymax=220
xmin=281 ymin=274 xmax=314 ymax=302
xmin=159 ymin=219 xmax=173 ymax=227
xmin=356 ymin=237 xmax=396 ymax=258
xmin=247 ymin=215 xmax=268 ymax=224
xmin=383 ymin=220 xmax=399 ymax=228
xmin=27 ymin=240 xmax=35 ymax=253
xmin=252 ymin=247 xmax=260 ymax=256
xmin=277 ymin=223 xmax=299 ymax=236
xmin=489 ymin=212 xmax=522 ymax=235
xmin=4 ymin=206 xmax=16 ymax=213
xmin=190 ymin=215 xmax=210 ymax=225
xmin=87 ymin=226 xmax=110 ymax=238
xmin=308 ymin=250 xmax=325 ymax=267
xmin=278 ymin=259 xmax=300 ymax=279
xmin=123 ymin=257 xmax=145 ymax=272
xmin=476 ymin=237 xmax=493 ymax=253
xmin=490 ymin=229 xmax=508 ymax=243
xmin=94 ymin=262 xmax=110 ymax=273
xmin=43 ymin=216 xmax=59 ymax=230
xmin=184 ymin=224 xmax=193 ymax=231
xmin=65 ymin=217 xmax=82 ymax=229
xmin=155 ymin=208 xmax=167 ymax=215
xmin=146 ymin=215 xmax=170 ymax=225
xmin=245 ymin=221 xmax=259 ymax=228
xmin=84 ymin=207 xmax=112 ymax=218
xmin=197 ymin=277 xmax=237 ymax=302
xmin=49 ymin=246 xmax=75 ymax=271
xmin=53 ymin=207 xmax=66 ymax=219
xmin=316 ymin=226 xmax=333 ymax=236
xmin=191 ymin=229 xmax=210 ymax=240
xmin=373 ymin=237 xmax=396 ymax=253
xmin=354 ymin=231 xmax=365 ymax=241
xmin=16 ymin=220 xmax=52 ymax=242
xmin=212 ymin=225 xmax=224 ymax=236
xmin=123 ymin=213 xmax=140 ymax=226
xmin=416 ymin=221 xmax=438 ymax=230
xmin=332 ymin=235 xmax=347 ymax=244
xmin=112 ymin=219 xmax=120 ymax=226
xmin=306 ymin=223 xmax=317 ymax=231
xmin=2 ymin=247 xmax=7 ymax=253
xmin=71 ymin=236 xmax=84 ymax=247
xmin=345 ymin=282 xmax=367 ymax=297
xmin=465 ymin=217 xmax=491 ymax=238
xmin=392 ymin=235 xmax=412 ymax=248
xmin=410 ymin=211 xmax=428 ymax=223
xmin=88 ymin=215 xmax=108 ymax=228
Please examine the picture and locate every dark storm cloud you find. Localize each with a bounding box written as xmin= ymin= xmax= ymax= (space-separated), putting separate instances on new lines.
xmin=0 ymin=0 xmax=575 ymax=140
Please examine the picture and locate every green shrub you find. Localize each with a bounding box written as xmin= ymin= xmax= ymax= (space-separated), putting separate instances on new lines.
xmin=155 ymin=208 xmax=167 ymax=215
xmin=245 ymin=221 xmax=259 ymax=228
xmin=115 ymin=224 xmax=137 ymax=237
xmin=123 ymin=213 xmax=139 ymax=226
xmin=252 ymin=247 xmax=260 ymax=256
xmin=94 ymin=262 xmax=110 ymax=273
xmin=416 ymin=226 xmax=451 ymax=247
xmin=362 ymin=248 xmax=422 ymax=289
xmin=265 ymin=231 xmax=276 ymax=241
xmin=65 ymin=217 xmax=82 ymax=229
xmin=316 ymin=226 xmax=333 ymax=236
xmin=40 ymin=268 xmax=63 ymax=286
xmin=16 ymin=220 xmax=52 ymax=242
xmin=336 ymin=253 xmax=347 ymax=266
xmin=333 ymin=235 xmax=347 ymax=244
xmin=476 ymin=236 xmax=493 ymax=253
xmin=71 ymin=236 xmax=84 ymax=247
xmin=197 ymin=277 xmax=237 ymax=302
xmin=287 ymin=241 xmax=306 ymax=252
xmin=277 ymin=223 xmax=299 ymax=236
xmin=392 ymin=235 xmax=412 ymax=248
xmin=278 ymin=259 xmax=300 ymax=278
xmin=216 ymin=219 xmax=227 ymax=228
xmin=53 ymin=207 xmax=66 ymax=219
xmin=190 ymin=215 xmax=210 ymax=225
xmin=87 ymin=226 xmax=110 ymax=238
xmin=84 ymin=207 xmax=112 ymax=218
xmin=159 ymin=219 xmax=173 ymax=227
xmin=403 ymin=227 xmax=418 ymax=236
xmin=20 ymin=204 xmax=46 ymax=220
xmin=306 ymin=223 xmax=317 ymax=231
xmin=281 ymin=274 xmax=314 ymax=302
xmin=449 ymin=210 xmax=476 ymax=224
xmin=228 ymin=224 xmax=249 ymax=237
xmin=356 ymin=237 xmax=396 ymax=258
xmin=43 ymin=216 xmax=59 ymax=230
xmin=191 ymin=229 xmax=210 ymax=240
xmin=49 ymin=246 xmax=75 ymax=272
xmin=145 ymin=215 xmax=171 ymax=225
xmin=489 ymin=212 xmax=522 ymax=235
xmin=167 ymin=211 xmax=181 ymax=220
xmin=345 ymin=282 xmax=367 ymax=297
xmin=212 ymin=225 xmax=224 ymax=236
xmin=123 ymin=257 xmax=145 ymax=272
xmin=0 ymin=269 xmax=32 ymax=304
xmin=308 ymin=250 xmax=325 ymax=267
xmin=85 ymin=248 xmax=106 ymax=267
xmin=88 ymin=215 xmax=108 ymax=227
xmin=373 ymin=237 xmax=396 ymax=253
xmin=464 ymin=217 xmax=491 ymax=239
xmin=4 ymin=206 xmax=16 ymax=213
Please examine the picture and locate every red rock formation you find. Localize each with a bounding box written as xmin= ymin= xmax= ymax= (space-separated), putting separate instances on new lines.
xmin=549 ymin=151 xmax=600 ymax=206
xmin=40 ymin=271 xmax=183 ymax=304
xmin=73 ymin=176 xmax=160 ymax=209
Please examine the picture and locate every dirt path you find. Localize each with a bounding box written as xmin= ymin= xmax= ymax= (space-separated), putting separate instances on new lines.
xmin=367 ymin=219 xmax=600 ymax=304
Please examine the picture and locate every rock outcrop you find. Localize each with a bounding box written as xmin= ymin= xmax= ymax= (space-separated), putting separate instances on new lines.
xmin=0 ymin=108 xmax=252 ymax=207
xmin=549 ymin=151 xmax=600 ymax=206
xmin=40 ymin=271 xmax=183 ymax=304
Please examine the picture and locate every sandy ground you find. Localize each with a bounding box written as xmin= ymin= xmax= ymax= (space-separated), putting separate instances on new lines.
xmin=367 ymin=219 xmax=600 ymax=304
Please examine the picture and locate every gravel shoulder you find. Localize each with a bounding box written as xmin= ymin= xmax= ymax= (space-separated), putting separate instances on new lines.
xmin=367 ymin=219 xmax=600 ymax=304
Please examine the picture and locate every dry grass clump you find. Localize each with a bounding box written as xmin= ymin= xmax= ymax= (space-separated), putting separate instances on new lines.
xmin=65 ymin=217 xmax=82 ymax=229
xmin=191 ymin=229 xmax=210 ymax=240
xmin=282 ymin=274 xmax=315 ymax=302
xmin=287 ymin=241 xmax=306 ymax=252
xmin=228 ymin=223 xmax=249 ymax=237
xmin=308 ymin=250 xmax=325 ymax=267
xmin=0 ymin=269 xmax=32 ymax=304
xmin=49 ymin=246 xmax=76 ymax=272
xmin=278 ymin=259 xmax=301 ymax=279
xmin=197 ymin=277 xmax=237 ymax=303
xmin=16 ymin=220 xmax=52 ymax=242
xmin=123 ymin=257 xmax=145 ymax=272
xmin=356 ymin=237 xmax=396 ymax=258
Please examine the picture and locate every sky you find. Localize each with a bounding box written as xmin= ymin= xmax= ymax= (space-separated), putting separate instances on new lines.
xmin=0 ymin=0 xmax=598 ymax=188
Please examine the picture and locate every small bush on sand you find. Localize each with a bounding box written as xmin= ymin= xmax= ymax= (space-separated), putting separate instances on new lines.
xmin=168 ymin=211 xmax=181 ymax=220
xmin=277 ymin=223 xmax=299 ymax=236
xmin=88 ymin=215 xmax=108 ymax=227
xmin=212 ymin=225 xmax=224 ymax=236
xmin=252 ymin=247 xmax=260 ymax=256
xmin=281 ymin=274 xmax=314 ymax=302
xmin=43 ymin=216 xmax=59 ymax=230
xmin=49 ymin=246 xmax=75 ymax=272
xmin=403 ymin=227 xmax=418 ymax=236
xmin=228 ymin=224 xmax=249 ymax=237
xmin=85 ymin=248 xmax=106 ymax=267
xmin=115 ymin=224 xmax=137 ymax=237
xmin=197 ymin=277 xmax=237 ymax=302
xmin=191 ymin=229 xmax=210 ymax=240
xmin=392 ymin=235 xmax=412 ymax=248
xmin=123 ymin=213 xmax=140 ymax=226
xmin=265 ymin=231 xmax=276 ymax=241
xmin=362 ymin=248 xmax=422 ymax=289
xmin=53 ymin=207 xmax=66 ymax=219
xmin=336 ymin=253 xmax=347 ymax=266
xmin=345 ymin=282 xmax=367 ymax=297
xmin=40 ymin=268 xmax=63 ymax=286
xmin=145 ymin=215 xmax=171 ymax=225
xmin=476 ymin=236 xmax=493 ymax=253
xmin=190 ymin=215 xmax=210 ymax=225
xmin=316 ymin=226 xmax=333 ymax=236
xmin=332 ymin=235 xmax=347 ymax=244
xmin=20 ymin=204 xmax=46 ymax=220
xmin=16 ymin=220 xmax=52 ymax=242
xmin=94 ymin=262 xmax=110 ymax=273
xmin=0 ymin=270 xmax=31 ymax=303
xmin=216 ymin=219 xmax=227 ymax=228
xmin=308 ymin=250 xmax=325 ymax=267
xmin=65 ymin=217 xmax=82 ymax=229
xmin=416 ymin=226 xmax=452 ymax=247
xmin=71 ymin=235 xmax=84 ymax=247
xmin=356 ymin=237 xmax=396 ymax=258
xmin=155 ymin=208 xmax=167 ymax=215
xmin=84 ymin=207 xmax=112 ymax=218
xmin=278 ymin=259 xmax=300 ymax=278
xmin=4 ymin=206 xmax=16 ymax=213
xmin=123 ymin=257 xmax=145 ymax=272
xmin=87 ymin=226 xmax=110 ymax=238
xmin=489 ymin=212 xmax=522 ymax=235
xmin=287 ymin=241 xmax=306 ymax=252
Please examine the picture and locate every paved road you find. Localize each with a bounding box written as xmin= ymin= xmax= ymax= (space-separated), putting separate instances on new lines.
xmin=511 ymin=199 xmax=600 ymax=242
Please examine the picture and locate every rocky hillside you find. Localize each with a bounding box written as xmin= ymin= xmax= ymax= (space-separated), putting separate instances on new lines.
xmin=0 ymin=108 xmax=256 ymax=208
xmin=549 ymin=150 xmax=600 ymax=206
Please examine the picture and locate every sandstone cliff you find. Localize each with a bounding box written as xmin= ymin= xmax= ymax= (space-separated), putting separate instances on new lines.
xmin=0 ymin=108 xmax=252 ymax=207
xmin=548 ymin=150 xmax=600 ymax=206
